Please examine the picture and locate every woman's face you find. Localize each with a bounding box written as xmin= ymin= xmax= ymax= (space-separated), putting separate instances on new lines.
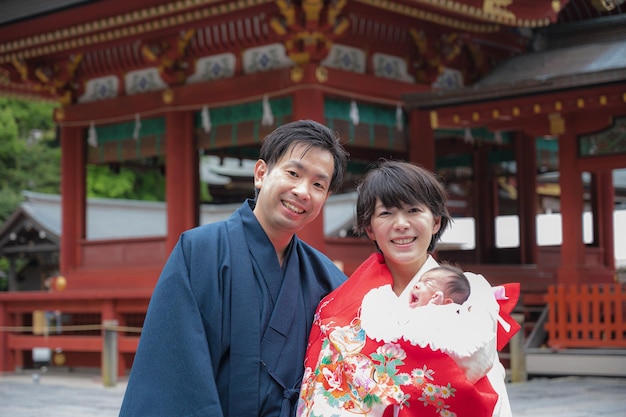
xmin=366 ymin=199 xmax=441 ymax=276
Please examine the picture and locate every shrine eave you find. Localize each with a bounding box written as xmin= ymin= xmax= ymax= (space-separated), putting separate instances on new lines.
xmin=403 ymin=67 xmax=626 ymax=110
xmin=55 ymin=64 xmax=429 ymax=125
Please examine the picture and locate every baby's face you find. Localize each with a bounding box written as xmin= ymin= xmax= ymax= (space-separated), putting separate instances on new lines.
xmin=408 ymin=270 xmax=447 ymax=308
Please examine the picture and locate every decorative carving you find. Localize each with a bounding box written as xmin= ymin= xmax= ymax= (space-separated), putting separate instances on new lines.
xmin=579 ymin=116 xmax=626 ymax=157
xmin=10 ymin=54 xmax=83 ymax=104
xmin=242 ymin=43 xmax=294 ymax=74
xmin=410 ymin=30 xmax=469 ymax=84
xmin=591 ymin=0 xmax=625 ymax=12
xmin=315 ymin=65 xmax=328 ymax=82
xmin=141 ymin=29 xmax=196 ymax=85
xmin=483 ymin=0 xmax=515 ymax=22
xmin=186 ymin=53 xmax=236 ymax=84
xmin=271 ymin=0 xmax=349 ymax=65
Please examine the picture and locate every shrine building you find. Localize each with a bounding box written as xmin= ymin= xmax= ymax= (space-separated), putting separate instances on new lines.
xmin=0 ymin=0 xmax=625 ymax=376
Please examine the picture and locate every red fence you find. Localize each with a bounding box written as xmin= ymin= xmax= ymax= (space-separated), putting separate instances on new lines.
xmin=545 ymin=284 xmax=626 ymax=349
xmin=0 ymin=290 xmax=151 ymax=375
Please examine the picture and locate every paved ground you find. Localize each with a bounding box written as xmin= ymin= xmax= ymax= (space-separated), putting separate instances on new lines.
xmin=1 ymin=369 xmax=625 ymax=416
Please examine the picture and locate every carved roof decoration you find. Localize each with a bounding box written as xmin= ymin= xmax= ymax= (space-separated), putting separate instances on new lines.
xmin=0 ymin=0 xmax=620 ymax=106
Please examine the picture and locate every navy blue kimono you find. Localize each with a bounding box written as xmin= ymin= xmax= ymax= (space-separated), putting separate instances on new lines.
xmin=118 ymin=200 xmax=346 ymax=417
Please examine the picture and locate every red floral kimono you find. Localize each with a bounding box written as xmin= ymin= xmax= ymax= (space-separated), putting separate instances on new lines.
xmin=297 ymin=253 xmax=520 ymax=417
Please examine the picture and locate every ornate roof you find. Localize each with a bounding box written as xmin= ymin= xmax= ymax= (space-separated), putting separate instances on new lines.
xmin=403 ymin=13 xmax=626 ymax=132
xmin=0 ymin=1 xmax=590 ymax=105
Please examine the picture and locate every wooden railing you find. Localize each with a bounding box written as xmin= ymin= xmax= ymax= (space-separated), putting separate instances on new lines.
xmin=0 ymin=289 xmax=151 ymax=375
xmin=545 ymin=284 xmax=626 ymax=349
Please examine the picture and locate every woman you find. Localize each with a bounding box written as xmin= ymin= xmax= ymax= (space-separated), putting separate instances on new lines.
xmin=297 ymin=160 xmax=518 ymax=417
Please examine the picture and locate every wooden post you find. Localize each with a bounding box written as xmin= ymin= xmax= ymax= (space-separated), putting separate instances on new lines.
xmin=557 ymin=129 xmax=586 ymax=284
xmin=509 ymin=313 xmax=527 ymax=382
xmin=102 ymin=319 xmax=118 ymax=387
xmin=60 ymin=125 xmax=86 ymax=273
xmin=165 ymin=111 xmax=197 ymax=253
xmin=407 ymin=109 xmax=435 ymax=171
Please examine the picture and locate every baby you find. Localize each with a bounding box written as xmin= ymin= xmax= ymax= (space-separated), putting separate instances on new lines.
xmin=404 ymin=264 xmax=497 ymax=384
xmin=409 ymin=263 xmax=470 ymax=308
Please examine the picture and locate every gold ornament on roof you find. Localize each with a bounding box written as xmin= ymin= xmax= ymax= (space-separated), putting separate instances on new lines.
xmin=483 ymin=0 xmax=515 ymax=22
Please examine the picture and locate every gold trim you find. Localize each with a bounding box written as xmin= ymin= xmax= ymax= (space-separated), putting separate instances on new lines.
xmin=0 ymin=0 xmax=275 ymax=64
xmin=548 ymin=112 xmax=564 ymax=136
xmin=291 ymin=66 xmax=304 ymax=83
xmin=397 ymin=0 xmax=554 ymax=27
xmin=54 ymin=107 xmax=65 ymax=121
xmin=354 ymin=0 xmax=500 ymax=33
xmin=162 ymin=89 xmax=174 ymax=104
xmin=315 ymin=66 xmax=328 ymax=83
xmin=430 ymin=110 xmax=439 ymax=128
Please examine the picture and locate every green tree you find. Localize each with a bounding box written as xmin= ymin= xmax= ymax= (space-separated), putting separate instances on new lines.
xmin=0 ymin=98 xmax=59 ymax=291
xmin=0 ymin=98 xmax=59 ymax=224
xmin=87 ymin=162 xmax=165 ymax=201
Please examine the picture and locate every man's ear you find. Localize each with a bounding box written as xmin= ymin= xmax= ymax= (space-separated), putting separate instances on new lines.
xmin=253 ymin=159 xmax=268 ymax=189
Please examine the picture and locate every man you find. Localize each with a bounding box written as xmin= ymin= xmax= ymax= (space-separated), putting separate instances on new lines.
xmin=119 ymin=119 xmax=349 ymax=417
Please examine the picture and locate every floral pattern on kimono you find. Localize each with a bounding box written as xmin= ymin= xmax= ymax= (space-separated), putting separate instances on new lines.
xmin=298 ymin=310 xmax=497 ymax=417
xmin=297 ymin=254 xmax=504 ymax=417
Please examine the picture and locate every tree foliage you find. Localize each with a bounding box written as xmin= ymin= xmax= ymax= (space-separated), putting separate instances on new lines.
xmin=86 ymin=163 xmax=165 ymax=201
xmin=0 ymin=98 xmax=59 ymax=224
xmin=0 ymin=98 xmax=167 ymax=291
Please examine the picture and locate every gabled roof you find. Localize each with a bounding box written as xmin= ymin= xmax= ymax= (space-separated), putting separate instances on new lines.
xmin=404 ymin=16 xmax=626 ymax=109
xmin=0 ymin=195 xmax=59 ymax=256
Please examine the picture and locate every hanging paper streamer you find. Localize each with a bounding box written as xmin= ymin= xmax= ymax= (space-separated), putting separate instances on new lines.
xmin=495 ymin=130 xmax=503 ymax=145
xmin=349 ymin=99 xmax=359 ymax=126
xmin=87 ymin=121 xmax=98 ymax=148
xmin=463 ymin=127 xmax=474 ymax=145
xmin=201 ymin=105 xmax=212 ymax=133
xmin=133 ymin=113 xmax=142 ymax=140
xmin=262 ymin=94 xmax=274 ymax=126
xmin=396 ymin=103 xmax=403 ymax=131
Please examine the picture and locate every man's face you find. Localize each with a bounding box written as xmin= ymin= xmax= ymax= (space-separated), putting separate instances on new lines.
xmin=253 ymin=143 xmax=334 ymax=239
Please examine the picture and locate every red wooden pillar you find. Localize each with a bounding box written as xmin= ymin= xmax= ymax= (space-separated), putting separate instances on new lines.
xmin=291 ymin=82 xmax=326 ymax=252
xmin=60 ymin=125 xmax=86 ymax=274
xmin=407 ymin=110 xmax=435 ymax=171
xmin=595 ymin=171 xmax=615 ymax=270
xmin=516 ymin=132 xmax=538 ymax=264
xmin=0 ymin=301 xmax=13 ymax=371
xmin=557 ymin=130 xmax=586 ymax=284
xmin=473 ymin=144 xmax=495 ymax=263
xmin=165 ymin=111 xmax=197 ymax=252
